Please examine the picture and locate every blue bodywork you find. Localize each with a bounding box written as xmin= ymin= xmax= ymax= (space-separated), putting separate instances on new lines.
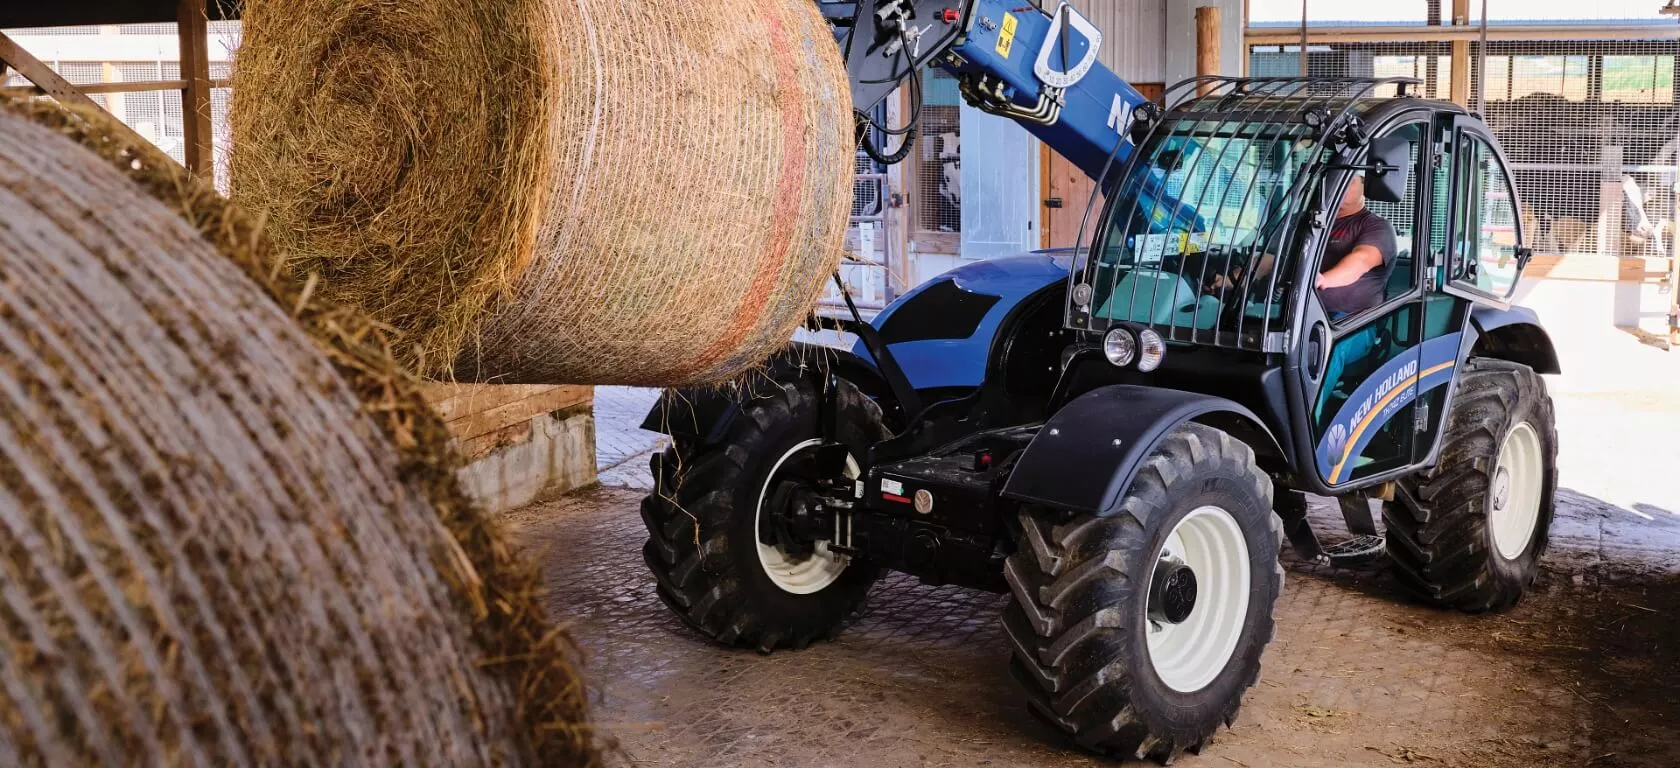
xmin=945 ymin=0 xmax=1147 ymax=180
xmin=854 ymin=250 xmax=1072 ymax=390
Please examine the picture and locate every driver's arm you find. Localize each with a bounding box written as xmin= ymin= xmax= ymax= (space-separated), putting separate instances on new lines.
xmin=1315 ymin=245 xmax=1384 ymax=289
xmin=1209 ymin=251 xmax=1275 ymax=289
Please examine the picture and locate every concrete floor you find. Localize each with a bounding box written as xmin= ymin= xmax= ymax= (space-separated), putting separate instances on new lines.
xmin=518 ymin=314 xmax=1680 ymax=768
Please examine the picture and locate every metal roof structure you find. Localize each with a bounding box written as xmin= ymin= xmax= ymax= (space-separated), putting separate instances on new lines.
xmin=0 ymin=2 xmax=240 ymax=29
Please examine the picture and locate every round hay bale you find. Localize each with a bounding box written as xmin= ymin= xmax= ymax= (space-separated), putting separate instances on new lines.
xmin=0 ymin=100 xmax=596 ymax=766
xmin=229 ymin=0 xmax=855 ymax=386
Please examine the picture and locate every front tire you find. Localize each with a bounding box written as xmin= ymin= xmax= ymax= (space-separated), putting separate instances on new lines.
xmin=641 ymin=369 xmax=887 ymax=652
xmin=1383 ymin=358 xmax=1558 ymax=612
xmin=1002 ymin=423 xmax=1282 ymax=763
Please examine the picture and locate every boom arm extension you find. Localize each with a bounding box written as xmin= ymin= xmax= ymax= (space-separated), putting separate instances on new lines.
xmin=822 ymin=0 xmax=1155 ymax=181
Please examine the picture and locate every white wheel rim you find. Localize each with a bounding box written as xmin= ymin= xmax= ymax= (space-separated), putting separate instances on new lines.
xmin=1490 ymin=421 xmax=1544 ymax=561
xmin=1146 ymin=505 xmax=1252 ymax=694
xmin=754 ymin=439 xmax=857 ymax=595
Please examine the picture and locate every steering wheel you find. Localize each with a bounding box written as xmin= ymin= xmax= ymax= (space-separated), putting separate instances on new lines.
xmin=1197 ymin=255 xmax=1287 ymax=330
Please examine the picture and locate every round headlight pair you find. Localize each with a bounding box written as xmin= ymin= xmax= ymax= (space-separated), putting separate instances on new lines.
xmin=1103 ymin=326 xmax=1167 ymax=372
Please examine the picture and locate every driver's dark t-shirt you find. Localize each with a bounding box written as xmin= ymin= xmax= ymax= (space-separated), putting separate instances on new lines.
xmin=1318 ymin=208 xmax=1397 ymax=316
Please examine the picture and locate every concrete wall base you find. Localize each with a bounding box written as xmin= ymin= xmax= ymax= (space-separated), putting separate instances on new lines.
xmin=422 ymin=383 xmax=598 ymax=514
xmin=455 ymin=406 xmax=596 ymax=514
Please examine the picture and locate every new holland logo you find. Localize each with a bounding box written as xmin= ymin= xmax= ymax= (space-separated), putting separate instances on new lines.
xmin=1327 ymin=422 xmax=1349 ymax=458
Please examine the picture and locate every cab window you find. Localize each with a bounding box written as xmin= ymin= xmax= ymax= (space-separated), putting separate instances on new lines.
xmin=1451 ymin=137 xmax=1523 ymax=300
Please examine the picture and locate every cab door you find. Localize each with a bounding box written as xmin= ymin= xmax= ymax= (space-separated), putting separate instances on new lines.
xmin=1301 ymin=121 xmax=1432 ymax=490
xmin=1408 ymin=117 xmax=1532 ymax=461
xmin=1442 ymin=120 xmax=1531 ymax=306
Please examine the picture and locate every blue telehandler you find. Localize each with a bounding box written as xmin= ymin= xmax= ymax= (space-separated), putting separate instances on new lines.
xmin=641 ymin=2 xmax=1561 ymax=760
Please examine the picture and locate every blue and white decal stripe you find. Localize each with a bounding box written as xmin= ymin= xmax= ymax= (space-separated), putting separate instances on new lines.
xmin=1315 ymin=333 xmax=1462 ymax=485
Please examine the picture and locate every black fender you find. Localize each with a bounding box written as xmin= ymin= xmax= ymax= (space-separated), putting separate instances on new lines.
xmin=640 ymin=344 xmax=893 ymax=446
xmin=1468 ymin=305 xmax=1561 ymax=374
xmin=1000 ymin=386 xmax=1283 ymax=517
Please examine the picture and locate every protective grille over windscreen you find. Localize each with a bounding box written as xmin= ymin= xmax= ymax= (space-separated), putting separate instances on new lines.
xmin=1067 ymin=77 xmax=1417 ymax=352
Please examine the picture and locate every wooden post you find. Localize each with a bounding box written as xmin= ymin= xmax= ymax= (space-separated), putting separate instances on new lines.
xmin=1196 ymin=6 xmax=1220 ymax=96
xmin=1449 ymin=0 xmax=1471 ymax=105
xmin=1670 ymin=249 xmax=1680 ymax=347
xmin=886 ymin=85 xmax=913 ymax=299
xmin=177 ymin=0 xmax=214 ymax=177
xmin=101 ymin=62 xmax=125 ymax=126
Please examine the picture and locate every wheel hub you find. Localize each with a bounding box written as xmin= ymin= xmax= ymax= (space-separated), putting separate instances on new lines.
xmin=1148 ymin=559 xmax=1198 ymax=625
xmin=1489 ymin=421 xmax=1544 ymax=561
xmin=1491 ymin=467 xmax=1512 ymax=512
xmin=754 ymin=439 xmax=859 ymax=595
xmin=1145 ymin=505 xmax=1252 ymax=694
xmin=761 ymin=480 xmax=818 ymax=559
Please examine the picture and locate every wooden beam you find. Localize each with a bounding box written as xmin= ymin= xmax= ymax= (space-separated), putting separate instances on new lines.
xmin=1449 ymin=0 xmax=1470 ymax=106
xmin=177 ymin=0 xmax=214 ymax=177
xmin=0 ymin=78 xmax=230 ymax=98
xmin=1196 ymin=6 xmax=1221 ymax=96
xmin=1038 ymin=141 xmax=1052 ymax=250
xmin=0 ymin=31 xmax=104 ymax=112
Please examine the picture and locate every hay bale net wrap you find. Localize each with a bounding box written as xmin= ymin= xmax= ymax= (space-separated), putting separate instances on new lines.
xmin=0 ymin=102 xmax=595 ymax=765
xmin=230 ymin=0 xmax=855 ymax=386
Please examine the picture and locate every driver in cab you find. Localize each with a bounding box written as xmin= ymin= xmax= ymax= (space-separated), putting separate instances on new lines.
xmin=1213 ymin=173 xmax=1397 ymax=320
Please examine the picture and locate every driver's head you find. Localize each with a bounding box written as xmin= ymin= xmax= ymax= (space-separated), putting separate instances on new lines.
xmin=1338 ymin=173 xmax=1367 ymax=217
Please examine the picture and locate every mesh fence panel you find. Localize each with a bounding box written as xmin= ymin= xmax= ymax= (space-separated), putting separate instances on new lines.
xmin=1248 ymin=42 xmax=1453 ymax=98
xmin=1472 ymin=40 xmax=1680 ymax=258
xmin=917 ymin=68 xmax=961 ymax=235
xmin=1250 ymin=33 xmax=1680 ymax=259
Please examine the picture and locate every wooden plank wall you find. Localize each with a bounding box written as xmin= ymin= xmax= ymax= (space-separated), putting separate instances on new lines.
xmin=419 ymin=383 xmax=593 ymax=461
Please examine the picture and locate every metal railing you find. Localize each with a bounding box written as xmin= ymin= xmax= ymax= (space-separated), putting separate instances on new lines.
xmin=820 ymin=170 xmax=897 ymax=312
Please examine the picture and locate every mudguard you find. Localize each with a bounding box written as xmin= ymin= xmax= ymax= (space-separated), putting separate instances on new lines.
xmin=1467 ymin=305 xmax=1561 ymax=374
xmin=1001 ymin=386 xmax=1281 ymax=517
xmin=640 ymin=345 xmax=890 ymax=445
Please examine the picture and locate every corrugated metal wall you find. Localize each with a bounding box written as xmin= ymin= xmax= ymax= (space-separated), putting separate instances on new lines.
xmin=1086 ymin=0 xmax=1169 ymax=83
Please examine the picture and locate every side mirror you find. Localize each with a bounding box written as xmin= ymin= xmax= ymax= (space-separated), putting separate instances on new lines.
xmin=1363 ymin=137 xmax=1414 ymax=203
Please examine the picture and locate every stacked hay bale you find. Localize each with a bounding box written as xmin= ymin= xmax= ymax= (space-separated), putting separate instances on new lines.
xmin=230 ymin=0 xmax=855 ymax=386
xmin=0 ymin=101 xmax=595 ymax=766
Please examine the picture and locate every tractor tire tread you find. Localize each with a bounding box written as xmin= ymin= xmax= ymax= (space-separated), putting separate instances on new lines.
xmin=1383 ymin=357 xmax=1557 ymax=613
xmin=640 ymin=368 xmax=886 ymax=653
xmin=1003 ymin=422 xmax=1281 ymax=764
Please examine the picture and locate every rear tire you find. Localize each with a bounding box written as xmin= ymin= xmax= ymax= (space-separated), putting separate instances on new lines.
xmin=1383 ymin=358 xmax=1557 ymax=612
xmin=1002 ymin=423 xmax=1282 ymax=763
xmin=641 ymin=370 xmax=887 ymax=652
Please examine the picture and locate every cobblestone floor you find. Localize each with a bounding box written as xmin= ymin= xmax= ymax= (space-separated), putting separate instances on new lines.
xmin=514 ymin=486 xmax=1675 ymax=768
xmin=593 ymin=386 xmax=663 ymax=490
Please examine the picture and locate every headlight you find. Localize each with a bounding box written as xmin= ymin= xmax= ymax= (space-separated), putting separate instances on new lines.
xmin=1137 ymin=328 xmax=1167 ymax=372
xmin=1103 ymin=328 xmax=1137 ymax=367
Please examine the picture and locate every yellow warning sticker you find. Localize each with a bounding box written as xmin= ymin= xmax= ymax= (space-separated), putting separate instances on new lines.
xmin=996 ymin=13 xmax=1018 ymax=58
